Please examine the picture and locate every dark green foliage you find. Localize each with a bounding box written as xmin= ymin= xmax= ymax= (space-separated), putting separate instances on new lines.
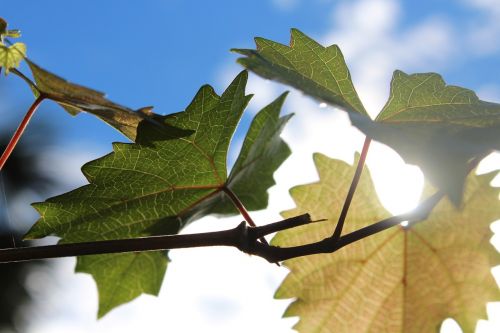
xmin=25 ymin=71 xmax=292 ymax=316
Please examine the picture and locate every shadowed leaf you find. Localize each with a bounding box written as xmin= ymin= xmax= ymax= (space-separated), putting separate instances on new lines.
xmin=26 ymin=59 xmax=173 ymax=141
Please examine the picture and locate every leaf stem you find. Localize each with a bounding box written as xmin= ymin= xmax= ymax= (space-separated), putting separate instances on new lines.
xmin=221 ymin=186 xmax=257 ymax=227
xmin=332 ymin=137 xmax=371 ymax=239
xmin=0 ymin=95 xmax=45 ymax=171
xmin=221 ymin=185 xmax=273 ymax=251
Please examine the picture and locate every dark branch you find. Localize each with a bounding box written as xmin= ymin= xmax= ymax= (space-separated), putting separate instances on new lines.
xmin=248 ymin=191 xmax=443 ymax=263
xmin=0 ymin=189 xmax=445 ymax=264
xmin=0 ymin=154 xmax=487 ymax=265
xmin=0 ymin=214 xmax=313 ymax=264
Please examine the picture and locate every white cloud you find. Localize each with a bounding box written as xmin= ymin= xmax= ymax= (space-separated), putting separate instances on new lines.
xmin=272 ymin=0 xmax=300 ymax=11
xmin=324 ymin=0 xmax=456 ymax=117
xmin=477 ymin=84 xmax=500 ymax=102
xmin=462 ymin=0 xmax=500 ymax=55
xmin=217 ymin=62 xmax=284 ymax=115
xmin=25 ymin=216 xmax=297 ymax=333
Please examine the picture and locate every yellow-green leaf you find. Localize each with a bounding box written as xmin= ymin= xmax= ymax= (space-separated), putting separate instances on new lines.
xmin=273 ymin=153 xmax=500 ymax=333
xmin=76 ymin=252 xmax=167 ymax=318
xmin=0 ymin=42 xmax=26 ymax=75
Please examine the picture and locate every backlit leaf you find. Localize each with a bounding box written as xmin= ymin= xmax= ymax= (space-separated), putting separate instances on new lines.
xmin=233 ymin=29 xmax=367 ymax=116
xmin=351 ymin=71 xmax=500 ymax=204
xmin=236 ymin=31 xmax=500 ymax=204
xmin=0 ymin=42 xmax=26 ymax=75
xmin=273 ymin=153 xmax=500 ymax=333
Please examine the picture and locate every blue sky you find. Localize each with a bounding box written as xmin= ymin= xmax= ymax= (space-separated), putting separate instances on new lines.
xmin=1 ymin=0 xmax=500 ymax=332
xmin=2 ymin=0 xmax=499 ymax=145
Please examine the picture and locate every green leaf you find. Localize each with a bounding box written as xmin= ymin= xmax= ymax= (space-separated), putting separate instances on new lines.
xmin=233 ymin=29 xmax=367 ymax=116
xmin=0 ymin=42 xmax=26 ymax=75
xmin=25 ymin=59 xmax=172 ymax=141
xmin=226 ymin=92 xmax=293 ymax=210
xmin=236 ymin=30 xmax=500 ymax=204
xmin=76 ymin=252 xmax=167 ymax=318
xmin=181 ymin=92 xmax=293 ymax=219
xmin=26 ymin=71 xmax=292 ymax=316
xmin=273 ymin=153 xmax=500 ymax=333
xmin=351 ymin=71 xmax=500 ymax=204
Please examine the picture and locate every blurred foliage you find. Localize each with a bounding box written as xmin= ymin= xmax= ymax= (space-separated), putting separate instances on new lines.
xmin=0 ymin=130 xmax=55 ymax=332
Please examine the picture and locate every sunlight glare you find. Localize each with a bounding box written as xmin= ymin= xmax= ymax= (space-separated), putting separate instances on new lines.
xmin=366 ymin=141 xmax=424 ymax=216
xmin=440 ymin=318 xmax=463 ymax=333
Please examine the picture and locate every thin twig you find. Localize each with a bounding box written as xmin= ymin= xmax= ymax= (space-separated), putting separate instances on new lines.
xmin=221 ymin=186 xmax=257 ymax=227
xmin=0 ymin=95 xmax=45 ymax=171
xmin=247 ymin=191 xmax=444 ymax=263
xmin=249 ymin=154 xmax=487 ymax=263
xmin=332 ymin=137 xmax=371 ymax=239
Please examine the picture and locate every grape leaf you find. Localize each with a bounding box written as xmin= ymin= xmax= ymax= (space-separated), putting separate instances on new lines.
xmin=351 ymin=71 xmax=500 ymax=204
xmin=232 ymin=29 xmax=367 ymax=116
xmin=235 ymin=31 xmax=500 ymax=204
xmin=0 ymin=42 xmax=26 ymax=75
xmin=25 ymin=71 xmax=292 ymax=316
xmin=0 ymin=18 xmax=25 ymax=75
xmin=273 ymin=153 xmax=500 ymax=333
xmin=76 ymin=252 xmax=167 ymax=318
xmin=25 ymin=59 xmax=173 ymax=141
xmin=180 ymin=92 xmax=293 ymax=220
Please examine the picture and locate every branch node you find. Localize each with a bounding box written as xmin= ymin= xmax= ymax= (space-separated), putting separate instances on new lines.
xmin=235 ymin=221 xmax=251 ymax=253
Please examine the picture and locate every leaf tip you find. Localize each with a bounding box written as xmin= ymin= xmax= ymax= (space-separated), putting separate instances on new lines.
xmin=290 ymin=28 xmax=304 ymax=36
xmin=253 ymin=36 xmax=265 ymax=44
xmin=230 ymin=47 xmax=243 ymax=54
xmin=312 ymin=152 xmax=328 ymax=165
xmin=278 ymin=90 xmax=290 ymax=100
xmin=236 ymin=69 xmax=249 ymax=80
xmin=96 ymin=307 xmax=109 ymax=320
